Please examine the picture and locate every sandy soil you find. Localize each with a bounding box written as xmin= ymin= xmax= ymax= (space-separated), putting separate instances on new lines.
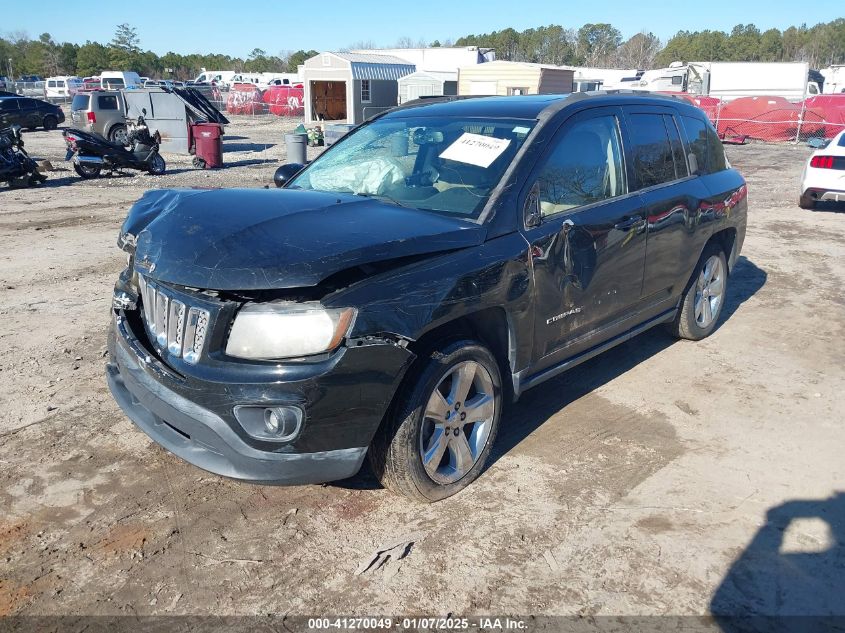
xmin=0 ymin=115 xmax=843 ymax=621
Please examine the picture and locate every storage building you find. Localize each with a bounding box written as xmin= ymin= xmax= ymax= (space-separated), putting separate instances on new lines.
xmin=301 ymin=52 xmax=415 ymax=125
xmin=457 ymin=60 xmax=574 ymax=96
xmin=398 ymin=71 xmax=458 ymax=103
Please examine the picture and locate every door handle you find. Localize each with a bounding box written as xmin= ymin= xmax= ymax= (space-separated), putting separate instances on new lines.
xmin=614 ymin=216 xmax=643 ymax=231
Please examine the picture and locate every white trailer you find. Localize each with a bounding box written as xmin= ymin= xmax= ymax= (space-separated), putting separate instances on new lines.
xmin=635 ymin=61 xmax=821 ymax=102
xmin=820 ymin=66 xmax=845 ymax=94
xmin=193 ymin=70 xmax=237 ymax=87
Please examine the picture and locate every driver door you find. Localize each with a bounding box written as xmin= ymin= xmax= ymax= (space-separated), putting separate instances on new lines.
xmin=521 ymin=106 xmax=648 ymax=374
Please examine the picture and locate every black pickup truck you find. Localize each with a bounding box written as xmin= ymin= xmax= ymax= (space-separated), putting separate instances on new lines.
xmin=106 ymin=93 xmax=747 ymax=502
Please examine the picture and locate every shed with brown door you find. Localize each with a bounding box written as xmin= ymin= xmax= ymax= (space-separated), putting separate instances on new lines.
xmin=302 ymin=52 xmax=415 ymax=125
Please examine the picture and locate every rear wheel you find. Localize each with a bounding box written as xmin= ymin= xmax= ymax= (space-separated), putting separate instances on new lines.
xmin=43 ymin=115 xmax=58 ymax=131
xmin=369 ymin=339 xmax=502 ymax=502
xmin=73 ymin=163 xmax=101 ymax=179
xmin=109 ymin=124 xmax=128 ymax=145
xmin=148 ymin=154 xmax=166 ymax=175
xmin=799 ymin=192 xmax=816 ymax=210
xmin=667 ymin=242 xmax=728 ymax=341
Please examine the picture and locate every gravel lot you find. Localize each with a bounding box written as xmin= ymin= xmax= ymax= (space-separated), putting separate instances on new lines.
xmin=1 ymin=113 xmax=843 ymax=623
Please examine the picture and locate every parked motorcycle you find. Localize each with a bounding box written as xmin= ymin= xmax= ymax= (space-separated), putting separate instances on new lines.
xmin=63 ymin=110 xmax=165 ymax=179
xmin=0 ymin=125 xmax=47 ymax=189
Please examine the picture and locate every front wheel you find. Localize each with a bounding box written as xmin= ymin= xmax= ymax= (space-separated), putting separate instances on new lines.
xmin=667 ymin=242 xmax=728 ymax=340
xmin=73 ymin=162 xmax=101 ymax=179
xmin=369 ymin=340 xmax=502 ymax=502
xmin=148 ymin=154 xmax=166 ymax=175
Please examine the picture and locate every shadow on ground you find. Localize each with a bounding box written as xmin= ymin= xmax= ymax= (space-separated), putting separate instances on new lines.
xmin=224 ymin=142 xmax=277 ymax=153
xmin=711 ymin=492 xmax=845 ymax=633
xmin=338 ymin=255 xmax=767 ymax=491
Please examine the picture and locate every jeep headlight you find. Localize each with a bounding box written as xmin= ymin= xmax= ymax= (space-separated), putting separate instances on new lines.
xmin=225 ymin=303 xmax=356 ymax=360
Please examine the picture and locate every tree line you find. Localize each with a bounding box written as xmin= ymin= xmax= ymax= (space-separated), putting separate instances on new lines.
xmin=1 ymin=19 xmax=843 ymax=82
xmin=0 ymin=24 xmax=317 ymax=80
xmin=454 ymin=19 xmax=845 ymax=69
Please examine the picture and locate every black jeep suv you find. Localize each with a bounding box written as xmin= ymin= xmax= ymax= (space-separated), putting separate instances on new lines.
xmin=107 ymin=93 xmax=746 ymax=502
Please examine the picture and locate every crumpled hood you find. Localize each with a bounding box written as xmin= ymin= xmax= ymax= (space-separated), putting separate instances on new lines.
xmin=124 ymin=188 xmax=487 ymax=290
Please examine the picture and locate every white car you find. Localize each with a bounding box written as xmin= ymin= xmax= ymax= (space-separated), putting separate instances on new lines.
xmin=800 ymin=130 xmax=845 ymax=208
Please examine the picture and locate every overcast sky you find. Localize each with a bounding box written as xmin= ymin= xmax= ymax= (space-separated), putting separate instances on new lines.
xmin=4 ymin=0 xmax=843 ymax=57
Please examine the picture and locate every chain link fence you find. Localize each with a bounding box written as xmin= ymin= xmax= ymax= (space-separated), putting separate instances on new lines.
xmin=682 ymin=94 xmax=845 ymax=144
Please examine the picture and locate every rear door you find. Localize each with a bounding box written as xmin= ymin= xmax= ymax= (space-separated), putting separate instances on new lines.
xmin=622 ymin=105 xmax=711 ymax=307
xmin=522 ymin=106 xmax=648 ymax=371
xmin=0 ymin=99 xmax=20 ymax=126
xmin=18 ymin=99 xmax=39 ymax=127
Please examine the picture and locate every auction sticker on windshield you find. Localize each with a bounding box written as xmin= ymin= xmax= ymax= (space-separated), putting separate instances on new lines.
xmin=439 ymin=133 xmax=511 ymax=168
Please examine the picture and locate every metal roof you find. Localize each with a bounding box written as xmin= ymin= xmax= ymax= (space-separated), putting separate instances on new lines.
xmin=398 ymin=70 xmax=458 ymax=83
xmin=328 ymin=52 xmax=416 ymax=81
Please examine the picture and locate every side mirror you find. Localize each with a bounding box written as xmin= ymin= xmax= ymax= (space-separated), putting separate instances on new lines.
xmin=274 ymin=163 xmax=305 ymax=188
xmin=524 ymin=181 xmax=542 ymax=228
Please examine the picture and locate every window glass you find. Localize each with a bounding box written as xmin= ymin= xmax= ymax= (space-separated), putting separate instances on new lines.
xmin=57 ymin=80 xmax=65 ymax=87
xmin=705 ymin=124 xmax=727 ymax=172
xmin=71 ymin=94 xmax=90 ymax=111
xmin=98 ymin=95 xmax=119 ymax=110
xmin=48 ymin=80 xmax=57 ymax=87
xmin=628 ymin=113 xmax=676 ymax=189
xmin=361 ymin=79 xmax=371 ymax=103
xmin=664 ymin=115 xmax=688 ymax=178
xmin=0 ymin=100 xmax=19 ymax=112
xmin=536 ymin=115 xmax=626 ymax=216
xmin=681 ymin=115 xmax=709 ymax=175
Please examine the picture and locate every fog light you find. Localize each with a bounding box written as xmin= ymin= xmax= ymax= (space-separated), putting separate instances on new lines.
xmin=234 ymin=405 xmax=304 ymax=443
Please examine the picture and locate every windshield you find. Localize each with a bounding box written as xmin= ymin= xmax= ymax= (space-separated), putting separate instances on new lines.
xmin=289 ymin=115 xmax=536 ymax=219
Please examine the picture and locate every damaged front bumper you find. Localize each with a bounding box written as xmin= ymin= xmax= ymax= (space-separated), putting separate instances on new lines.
xmin=106 ymin=310 xmax=415 ymax=485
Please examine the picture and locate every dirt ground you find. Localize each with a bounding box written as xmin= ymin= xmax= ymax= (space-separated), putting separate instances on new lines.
xmin=1 ymin=112 xmax=843 ymax=623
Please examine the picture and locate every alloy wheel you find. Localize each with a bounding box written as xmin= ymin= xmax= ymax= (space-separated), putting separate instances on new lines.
xmin=419 ymin=360 xmax=496 ymax=485
xmin=694 ymin=255 xmax=725 ymax=328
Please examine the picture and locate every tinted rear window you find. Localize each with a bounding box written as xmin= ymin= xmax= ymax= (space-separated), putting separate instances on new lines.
xmin=628 ymin=113 xmax=677 ymax=189
xmin=71 ymin=94 xmax=90 ymax=110
xmin=103 ymin=78 xmax=125 ymax=88
xmin=97 ymin=95 xmax=119 ymax=110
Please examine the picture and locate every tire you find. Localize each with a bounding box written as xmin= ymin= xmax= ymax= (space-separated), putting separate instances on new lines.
xmin=42 ymin=116 xmax=58 ymax=131
xmin=73 ymin=163 xmax=101 ymax=179
xmin=109 ymin=124 xmax=128 ymax=145
xmin=369 ymin=339 xmax=502 ymax=502
xmin=799 ymin=192 xmax=816 ymax=210
xmin=148 ymin=154 xmax=166 ymax=175
xmin=667 ymin=242 xmax=728 ymax=341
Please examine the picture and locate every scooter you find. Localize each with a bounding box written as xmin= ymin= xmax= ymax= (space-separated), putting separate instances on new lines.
xmin=0 ymin=125 xmax=47 ymax=188
xmin=63 ymin=110 xmax=165 ymax=179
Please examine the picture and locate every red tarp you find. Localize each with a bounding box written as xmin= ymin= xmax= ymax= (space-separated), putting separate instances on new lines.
xmin=715 ymin=96 xmax=825 ymax=142
xmin=802 ymin=95 xmax=845 ymax=138
xmin=262 ymin=84 xmax=304 ymax=117
xmin=226 ymin=83 xmax=264 ymax=115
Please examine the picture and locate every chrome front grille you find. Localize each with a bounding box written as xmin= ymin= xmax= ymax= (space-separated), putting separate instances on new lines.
xmin=138 ymin=275 xmax=210 ymax=364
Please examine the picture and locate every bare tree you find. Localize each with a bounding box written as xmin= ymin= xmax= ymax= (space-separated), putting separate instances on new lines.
xmin=617 ymin=32 xmax=662 ymax=68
